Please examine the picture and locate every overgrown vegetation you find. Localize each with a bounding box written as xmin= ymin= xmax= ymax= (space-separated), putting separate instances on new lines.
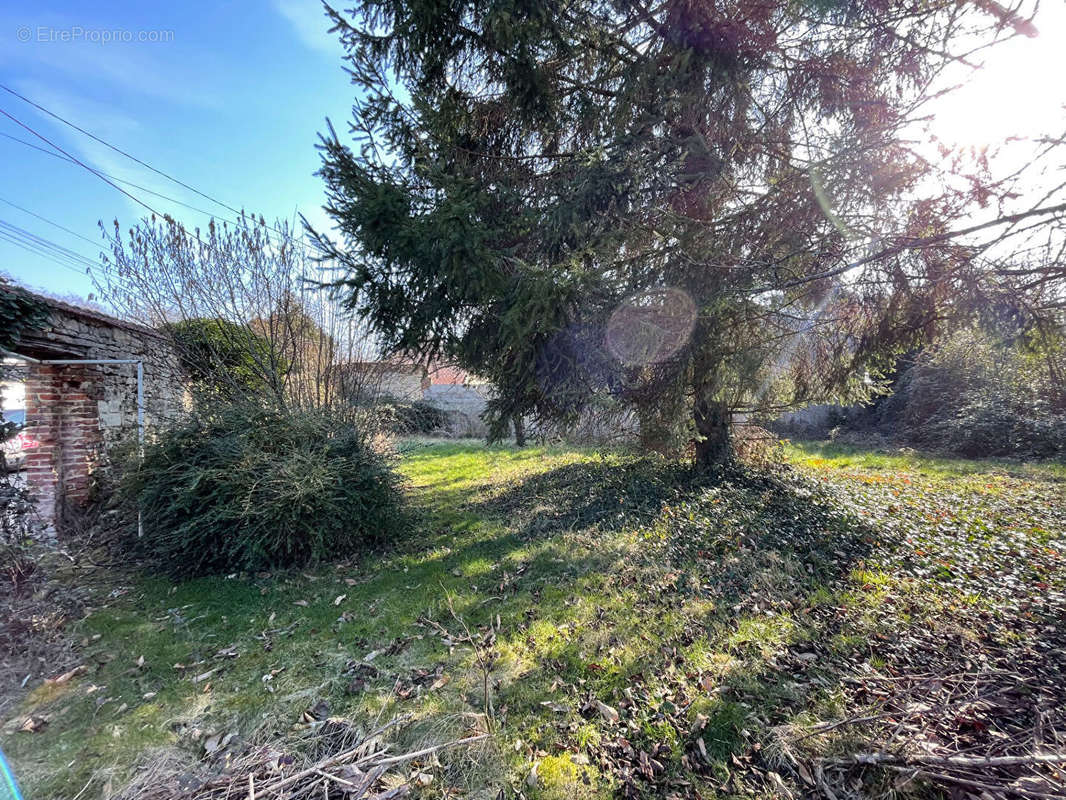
xmin=4 ymin=441 xmax=1063 ymax=799
xmin=163 ymin=317 xmax=280 ymax=401
xmin=0 ymin=479 xmax=37 ymax=592
xmin=360 ymin=396 xmax=447 ymax=435
xmin=1 ymin=348 xmax=42 ymax=595
xmin=884 ymin=327 xmax=1066 ymax=458
xmin=98 ymin=215 xmax=381 ymax=411
xmin=122 ymin=403 xmax=411 ymax=576
xmin=0 ymin=281 xmax=50 ymax=353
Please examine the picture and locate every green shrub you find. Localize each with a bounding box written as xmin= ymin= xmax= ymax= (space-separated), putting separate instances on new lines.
xmin=124 ymin=403 xmax=410 ymax=576
xmin=394 ymin=400 xmax=447 ymax=434
xmin=352 ymin=396 xmax=446 ymax=435
xmin=163 ymin=317 xmax=280 ymax=400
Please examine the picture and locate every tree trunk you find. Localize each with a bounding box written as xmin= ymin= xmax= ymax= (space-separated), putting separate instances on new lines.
xmin=693 ymin=395 xmax=731 ymax=467
xmin=512 ymin=413 xmax=526 ymax=447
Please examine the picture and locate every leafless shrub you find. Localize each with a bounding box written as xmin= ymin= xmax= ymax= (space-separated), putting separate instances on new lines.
xmin=97 ymin=214 xmax=384 ymax=411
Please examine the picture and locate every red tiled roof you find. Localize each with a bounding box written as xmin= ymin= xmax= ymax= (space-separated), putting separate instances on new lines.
xmin=427 ymin=364 xmax=469 ymax=385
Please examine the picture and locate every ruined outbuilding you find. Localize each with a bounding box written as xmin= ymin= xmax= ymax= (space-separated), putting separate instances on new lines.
xmin=4 ymin=290 xmax=184 ymax=529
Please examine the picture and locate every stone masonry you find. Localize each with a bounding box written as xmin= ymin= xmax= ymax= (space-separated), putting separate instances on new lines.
xmin=10 ymin=292 xmax=185 ymax=529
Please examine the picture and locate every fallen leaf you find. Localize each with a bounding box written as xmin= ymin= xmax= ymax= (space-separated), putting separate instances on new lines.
xmin=45 ymin=665 xmax=87 ymax=685
xmin=596 ymin=699 xmax=620 ymax=723
xmin=18 ymin=716 xmax=47 ymax=733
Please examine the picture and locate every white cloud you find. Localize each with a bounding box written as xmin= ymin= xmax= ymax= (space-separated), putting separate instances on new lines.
xmin=0 ymin=10 xmax=222 ymax=110
xmin=273 ymin=0 xmax=339 ymax=56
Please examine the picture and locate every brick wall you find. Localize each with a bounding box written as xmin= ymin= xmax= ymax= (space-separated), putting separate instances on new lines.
xmin=16 ymin=298 xmax=185 ymax=530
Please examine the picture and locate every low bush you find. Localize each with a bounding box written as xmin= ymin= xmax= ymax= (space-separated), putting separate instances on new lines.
xmin=889 ymin=328 xmax=1066 ymax=458
xmin=351 ymin=396 xmax=447 ymax=435
xmin=124 ymin=403 xmax=411 ymax=576
xmin=392 ymin=399 xmax=447 ymax=434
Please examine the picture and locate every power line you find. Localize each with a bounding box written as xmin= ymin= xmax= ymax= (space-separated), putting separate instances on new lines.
xmin=0 ymin=229 xmax=88 ymax=275
xmin=0 ymin=105 xmax=266 ymax=267
xmin=0 ymin=230 xmax=92 ymax=277
xmin=0 ymin=218 xmax=101 ymax=271
xmin=0 ymin=123 xmax=326 ymax=261
xmin=0 ymin=218 xmax=139 ymax=296
xmin=0 ymin=85 xmax=327 ymax=257
xmin=0 ymin=221 xmax=99 ymax=277
xmin=0 ymin=217 xmax=144 ymax=300
xmin=0 ymin=196 xmax=103 ymax=251
xmin=0 ymin=104 xmax=164 ymax=218
xmin=0 ymin=131 xmax=234 ymax=219
xmin=0 ymin=82 xmax=248 ymax=221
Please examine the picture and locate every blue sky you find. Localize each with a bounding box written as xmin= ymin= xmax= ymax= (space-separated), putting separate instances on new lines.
xmin=0 ymin=0 xmax=352 ymax=301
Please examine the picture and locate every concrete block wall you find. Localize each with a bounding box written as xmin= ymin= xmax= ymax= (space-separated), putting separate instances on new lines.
xmin=422 ymin=383 xmax=490 ymax=437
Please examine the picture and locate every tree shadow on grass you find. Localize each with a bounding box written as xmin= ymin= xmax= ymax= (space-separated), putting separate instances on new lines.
xmin=469 ymin=457 xmax=877 ymax=587
xmin=454 ymin=456 xmax=1066 ymax=798
xmin=471 ymin=458 xmax=704 ymax=536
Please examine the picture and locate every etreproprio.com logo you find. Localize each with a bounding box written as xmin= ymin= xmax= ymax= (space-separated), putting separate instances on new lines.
xmin=16 ymin=25 xmax=175 ymax=44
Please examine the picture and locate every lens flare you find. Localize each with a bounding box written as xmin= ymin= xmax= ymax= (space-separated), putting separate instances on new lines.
xmin=809 ymin=165 xmax=857 ymax=242
xmin=606 ymin=287 xmax=697 ymax=366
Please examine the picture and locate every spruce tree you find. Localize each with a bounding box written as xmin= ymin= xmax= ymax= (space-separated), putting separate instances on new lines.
xmin=314 ymin=0 xmax=1062 ymax=463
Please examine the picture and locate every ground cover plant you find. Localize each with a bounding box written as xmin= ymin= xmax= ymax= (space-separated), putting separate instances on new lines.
xmin=2 ymin=440 xmax=1063 ymax=798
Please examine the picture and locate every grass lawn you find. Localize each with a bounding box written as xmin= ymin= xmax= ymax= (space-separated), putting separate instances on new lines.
xmin=3 ymin=439 xmax=1064 ymax=799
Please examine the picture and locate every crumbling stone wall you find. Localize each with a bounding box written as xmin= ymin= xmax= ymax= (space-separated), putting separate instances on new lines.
xmin=16 ymin=297 xmax=184 ymax=529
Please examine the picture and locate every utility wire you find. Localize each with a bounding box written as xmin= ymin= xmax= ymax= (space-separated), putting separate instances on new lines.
xmin=0 ymin=93 xmax=333 ymax=295
xmin=0 ymin=105 xmax=261 ymax=269
xmin=0 ymin=105 xmax=164 ymax=218
xmin=0 ymin=131 xmax=234 ymax=219
xmin=0 ymin=219 xmax=101 ymax=270
xmin=0 ymin=86 xmax=327 ymax=256
xmin=0 ymin=196 xmax=104 ymax=251
xmin=0 ymin=230 xmax=92 ymax=277
xmin=0 ymin=127 xmax=326 ymax=259
xmin=0 ymin=221 xmax=99 ymax=277
xmin=0 ymin=82 xmax=247 ymax=221
xmin=0 ymin=217 xmax=139 ymax=294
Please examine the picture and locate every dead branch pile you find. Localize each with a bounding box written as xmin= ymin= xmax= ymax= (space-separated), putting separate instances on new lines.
xmin=796 ymin=670 xmax=1066 ymax=799
xmin=120 ymin=716 xmax=488 ymax=800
